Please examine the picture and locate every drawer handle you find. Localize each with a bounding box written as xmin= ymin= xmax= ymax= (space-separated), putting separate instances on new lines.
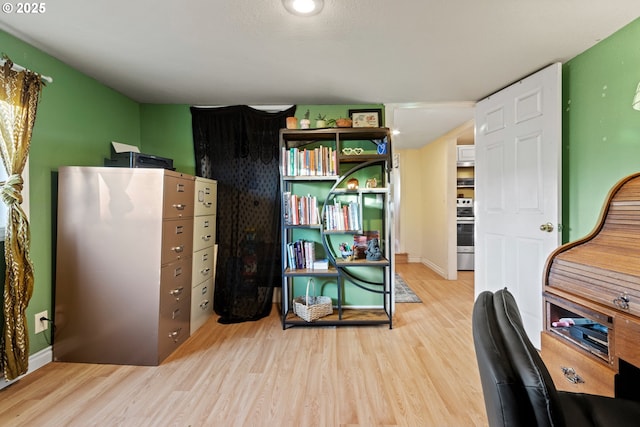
xmin=202 ymin=235 xmax=211 ymax=241
xmin=168 ymin=328 xmax=182 ymax=342
xmin=561 ymin=367 xmax=584 ymax=384
xmin=204 ymin=201 xmax=212 ymax=207
xmin=172 ymin=308 xmax=181 ymax=320
xmin=172 ymin=203 xmax=186 ymax=210
xmin=200 ymin=300 xmax=210 ymax=310
xmin=201 ymin=267 xmax=211 ymax=276
xmin=169 ymin=286 xmax=184 ymax=297
xmin=172 ymin=245 xmax=184 ymax=253
xmin=613 ymin=294 xmax=630 ymax=310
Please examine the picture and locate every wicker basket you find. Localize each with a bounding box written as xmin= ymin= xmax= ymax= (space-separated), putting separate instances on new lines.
xmin=293 ymin=279 xmax=333 ymax=322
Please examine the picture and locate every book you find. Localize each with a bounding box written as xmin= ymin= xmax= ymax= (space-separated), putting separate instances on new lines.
xmin=283 ymin=193 xmax=319 ymax=225
xmin=286 ymin=240 xmax=320 ymax=270
xmin=281 ymin=145 xmax=337 ymax=177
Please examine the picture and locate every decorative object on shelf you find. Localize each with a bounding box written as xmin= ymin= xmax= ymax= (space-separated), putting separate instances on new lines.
xmin=342 ymin=147 xmax=363 ymax=155
xmin=292 ymin=279 xmax=333 ymax=322
xmin=376 ymin=141 xmax=387 ymax=155
xmin=286 ymin=116 xmax=298 ymax=129
xmin=335 ymin=118 xmax=352 ymax=128
xmin=349 ymin=108 xmax=382 ymax=128
xmin=365 ymin=238 xmax=383 ymax=261
xmin=365 ymin=178 xmax=377 ymax=188
xmin=315 ymin=114 xmax=327 ymax=128
xmin=353 ymin=231 xmax=379 ymax=259
xmin=339 ymin=243 xmax=353 ymax=260
xmin=346 ymin=178 xmax=359 ymax=190
xmin=300 ymin=109 xmax=311 ymax=129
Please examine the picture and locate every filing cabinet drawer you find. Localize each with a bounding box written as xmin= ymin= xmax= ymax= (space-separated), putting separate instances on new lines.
xmin=193 ymin=214 xmax=216 ymax=252
xmin=160 ymin=259 xmax=192 ymax=308
xmin=163 ymin=174 xmax=194 ymax=219
xmin=192 ymin=246 xmax=215 ymax=285
xmin=191 ymin=278 xmax=214 ymax=333
xmin=158 ymin=303 xmax=190 ymax=361
xmin=161 ymin=218 xmax=193 ymax=264
xmin=194 ymin=178 xmax=217 ymax=217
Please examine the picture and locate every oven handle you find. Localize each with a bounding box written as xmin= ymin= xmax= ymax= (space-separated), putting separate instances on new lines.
xmin=456 ymin=218 xmax=475 ymax=224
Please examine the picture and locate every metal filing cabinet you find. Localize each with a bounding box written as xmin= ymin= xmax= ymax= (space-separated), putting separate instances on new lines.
xmin=54 ymin=167 xmax=194 ymax=365
xmin=190 ymin=177 xmax=217 ymax=333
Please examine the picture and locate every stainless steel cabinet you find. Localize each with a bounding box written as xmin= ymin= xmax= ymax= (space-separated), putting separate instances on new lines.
xmin=54 ymin=167 xmax=195 ymax=365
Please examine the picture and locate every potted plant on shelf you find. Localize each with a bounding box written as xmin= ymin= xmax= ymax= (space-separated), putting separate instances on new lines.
xmin=316 ymin=114 xmax=327 ymax=128
xmin=324 ymin=117 xmax=352 ymax=128
xmin=300 ymin=110 xmax=311 ymax=129
xmin=335 ymin=117 xmax=352 ymax=127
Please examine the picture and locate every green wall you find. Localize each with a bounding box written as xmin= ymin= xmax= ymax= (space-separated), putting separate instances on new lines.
xmin=140 ymin=104 xmax=194 ymax=175
xmin=1 ymin=30 xmax=142 ymax=354
xmin=562 ymin=17 xmax=640 ymax=241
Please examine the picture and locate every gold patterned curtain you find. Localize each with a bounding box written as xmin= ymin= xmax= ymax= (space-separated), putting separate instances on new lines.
xmin=0 ymin=57 xmax=44 ymax=381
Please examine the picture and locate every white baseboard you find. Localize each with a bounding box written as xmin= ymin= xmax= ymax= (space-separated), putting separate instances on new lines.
xmin=0 ymin=346 xmax=52 ymax=390
xmin=421 ymin=259 xmax=447 ymax=278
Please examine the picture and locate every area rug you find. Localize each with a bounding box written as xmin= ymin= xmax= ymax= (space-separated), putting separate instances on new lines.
xmin=394 ymin=273 xmax=422 ymax=303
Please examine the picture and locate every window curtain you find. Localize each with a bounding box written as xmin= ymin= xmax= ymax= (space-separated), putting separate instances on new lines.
xmin=0 ymin=58 xmax=44 ymax=380
xmin=191 ymin=105 xmax=296 ymax=324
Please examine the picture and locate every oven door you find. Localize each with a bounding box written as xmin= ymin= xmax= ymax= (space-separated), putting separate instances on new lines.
xmin=456 ymin=220 xmax=474 ymax=248
xmin=457 ymin=219 xmax=475 ymax=271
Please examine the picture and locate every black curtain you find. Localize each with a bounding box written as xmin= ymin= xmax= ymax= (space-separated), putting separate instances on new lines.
xmin=191 ymin=105 xmax=296 ymax=323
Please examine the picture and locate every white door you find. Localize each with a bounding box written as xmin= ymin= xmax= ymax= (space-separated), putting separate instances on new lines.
xmin=475 ymin=63 xmax=562 ymax=349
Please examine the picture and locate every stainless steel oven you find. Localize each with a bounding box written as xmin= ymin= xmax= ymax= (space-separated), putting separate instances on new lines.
xmin=457 ymin=198 xmax=474 ymax=271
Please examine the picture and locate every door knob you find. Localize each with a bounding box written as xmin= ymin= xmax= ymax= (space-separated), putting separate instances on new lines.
xmin=540 ymin=222 xmax=554 ymax=232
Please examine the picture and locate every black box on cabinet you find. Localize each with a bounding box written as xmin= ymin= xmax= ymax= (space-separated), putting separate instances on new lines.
xmin=104 ymin=151 xmax=174 ymax=170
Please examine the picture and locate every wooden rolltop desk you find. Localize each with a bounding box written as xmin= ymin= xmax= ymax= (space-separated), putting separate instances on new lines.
xmin=542 ymin=172 xmax=640 ymax=399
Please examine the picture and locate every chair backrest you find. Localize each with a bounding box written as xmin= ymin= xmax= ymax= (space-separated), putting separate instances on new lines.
xmin=472 ymin=288 xmax=564 ymax=427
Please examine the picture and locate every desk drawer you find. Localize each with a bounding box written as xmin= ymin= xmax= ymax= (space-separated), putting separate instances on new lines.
xmin=541 ymin=332 xmax=615 ymax=397
xmin=615 ymin=314 xmax=640 ymax=368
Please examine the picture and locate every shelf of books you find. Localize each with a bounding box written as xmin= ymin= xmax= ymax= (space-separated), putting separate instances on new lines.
xmin=279 ymin=127 xmax=394 ymax=329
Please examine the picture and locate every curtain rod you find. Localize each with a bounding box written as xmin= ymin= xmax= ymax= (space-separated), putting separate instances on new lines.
xmin=0 ymin=59 xmax=53 ymax=83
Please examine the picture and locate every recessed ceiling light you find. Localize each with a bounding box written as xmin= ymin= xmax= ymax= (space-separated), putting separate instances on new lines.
xmin=282 ymin=0 xmax=324 ymax=16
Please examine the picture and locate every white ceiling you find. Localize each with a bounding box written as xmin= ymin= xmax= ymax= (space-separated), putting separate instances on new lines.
xmin=1 ymin=1 xmax=638 ymax=149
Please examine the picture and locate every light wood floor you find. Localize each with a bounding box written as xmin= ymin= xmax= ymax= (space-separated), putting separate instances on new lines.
xmin=0 ymin=264 xmax=487 ymax=427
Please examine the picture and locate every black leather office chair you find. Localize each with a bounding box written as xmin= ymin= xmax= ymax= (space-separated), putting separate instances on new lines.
xmin=472 ymin=288 xmax=640 ymax=427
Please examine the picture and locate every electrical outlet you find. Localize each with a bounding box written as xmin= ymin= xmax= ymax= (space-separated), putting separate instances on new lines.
xmin=34 ymin=310 xmax=48 ymax=334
